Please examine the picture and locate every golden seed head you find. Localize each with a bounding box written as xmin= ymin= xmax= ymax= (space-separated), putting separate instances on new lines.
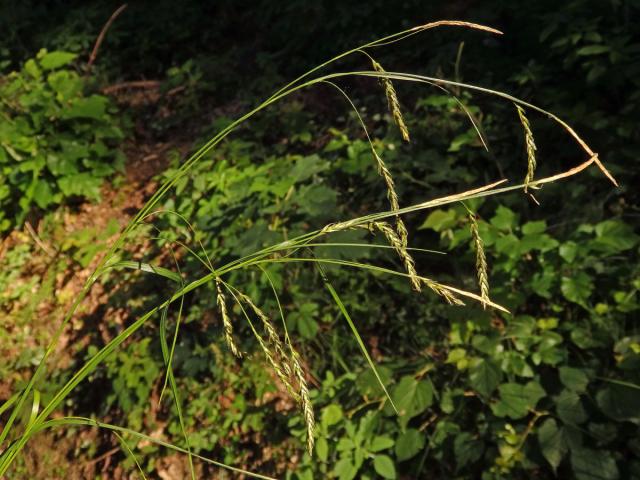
xmin=469 ymin=214 xmax=490 ymax=308
xmin=216 ymin=279 xmax=242 ymax=358
xmin=372 ymin=60 xmax=410 ymax=142
xmin=516 ymin=105 xmax=537 ymax=192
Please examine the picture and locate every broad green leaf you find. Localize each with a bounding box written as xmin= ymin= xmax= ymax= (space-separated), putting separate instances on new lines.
xmin=316 ymin=437 xmax=329 ymax=462
xmin=63 ymin=95 xmax=108 ymax=120
xmin=369 ymin=435 xmax=394 ymax=453
xmin=57 ymin=173 xmax=102 ymax=200
xmin=355 ymin=365 xmax=393 ymax=398
xmin=501 ymin=351 xmax=534 ymax=378
xmin=490 ymin=205 xmax=517 ymax=231
xmin=571 ymin=448 xmax=619 ymax=480
xmin=561 ymin=272 xmax=593 ymax=307
xmin=39 ymin=51 xmax=77 ymax=70
xmin=469 ymin=358 xmax=501 ymax=398
xmin=290 ymin=154 xmax=328 ymax=182
xmin=534 ymin=331 xmax=565 ymax=366
xmin=592 ymin=220 xmax=639 ymax=254
xmin=519 ymin=233 xmax=559 ymax=254
xmin=419 ymin=209 xmax=457 ymax=231
xmin=491 ymin=381 xmax=546 ymax=419
xmin=522 ymin=220 xmax=546 ymax=235
xmin=596 ymin=385 xmax=640 ymax=424
xmin=296 ymin=184 xmax=337 ymax=218
xmin=576 ymin=45 xmax=611 ymax=56
xmin=555 ymin=390 xmax=587 ymax=424
xmin=47 ymin=70 xmax=83 ymax=100
xmin=24 ymin=58 xmax=41 ymax=78
xmin=321 ymin=404 xmax=343 ymax=429
xmin=538 ymin=418 xmax=567 ymax=472
xmin=559 ymin=241 xmax=579 ymax=263
xmin=395 ymin=429 xmax=424 ymax=461
xmin=334 ymin=457 xmax=358 ymax=480
xmin=559 ymin=367 xmax=589 ymax=393
xmin=33 ymin=180 xmax=53 ymax=209
xmin=392 ymin=376 xmax=434 ymax=427
xmin=454 ymin=432 xmax=483 ymax=470
xmin=373 ymin=455 xmax=396 ymax=479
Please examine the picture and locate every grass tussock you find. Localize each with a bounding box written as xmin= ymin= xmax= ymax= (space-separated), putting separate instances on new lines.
xmin=0 ymin=18 xmax=620 ymax=480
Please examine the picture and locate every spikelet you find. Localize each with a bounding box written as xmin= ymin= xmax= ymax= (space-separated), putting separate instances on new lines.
xmin=373 ymin=222 xmax=421 ymax=292
xmin=423 ymin=279 xmax=465 ymax=306
xmin=252 ymin=326 xmax=294 ymax=395
xmin=321 ymin=218 xmax=364 ymax=234
xmin=372 ymin=60 xmax=410 ymax=142
xmin=516 ymin=105 xmax=537 ymax=192
xmin=216 ymin=279 xmax=242 ymax=358
xmin=239 ymin=293 xmax=299 ymax=399
xmin=290 ymin=346 xmax=315 ymax=454
xmin=322 ymin=220 xmax=420 ymax=292
xmin=468 ymin=214 xmax=490 ymax=308
xmin=372 ymin=149 xmax=409 ymax=248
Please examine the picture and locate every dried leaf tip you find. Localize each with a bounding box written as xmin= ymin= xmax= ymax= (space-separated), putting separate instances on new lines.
xmin=410 ymin=21 xmax=503 ymax=36
xmin=372 ymin=60 xmax=410 ymax=142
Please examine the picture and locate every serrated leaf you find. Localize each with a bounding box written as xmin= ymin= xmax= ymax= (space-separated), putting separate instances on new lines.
xmin=469 ymin=358 xmax=501 ymax=398
xmin=538 ymin=418 xmax=567 ymax=472
xmin=454 ymin=432 xmax=483 ymax=471
xmin=355 ymin=365 xmax=393 ymax=399
xmin=559 ymin=367 xmax=589 ymax=393
xmin=596 ymin=384 xmax=640 ymax=424
xmin=321 ymin=404 xmax=343 ymax=429
xmin=522 ymin=220 xmax=546 ymax=235
xmin=392 ymin=376 xmax=434 ymax=427
xmin=592 ymin=220 xmax=639 ymax=254
xmin=369 ymin=435 xmax=395 ymax=452
xmin=334 ymin=457 xmax=358 ymax=480
xmin=559 ymin=241 xmax=579 ymax=263
xmin=561 ymin=272 xmax=593 ymax=307
xmin=490 ymin=205 xmax=517 ymax=231
xmin=571 ymin=448 xmax=619 ymax=480
xmin=39 ymin=51 xmax=77 ymax=70
xmin=556 ymin=390 xmax=587 ymax=424
xmin=491 ymin=381 xmax=546 ymax=419
xmin=316 ymin=437 xmax=329 ymax=462
xmin=373 ymin=454 xmax=396 ymax=479
xmin=33 ymin=180 xmax=53 ymax=209
xmin=419 ymin=209 xmax=457 ymax=232
xmin=63 ymin=95 xmax=108 ymax=120
xmin=395 ymin=429 xmax=424 ymax=461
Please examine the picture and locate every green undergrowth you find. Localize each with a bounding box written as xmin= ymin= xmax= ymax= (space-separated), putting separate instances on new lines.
xmin=0 ymin=49 xmax=126 ymax=232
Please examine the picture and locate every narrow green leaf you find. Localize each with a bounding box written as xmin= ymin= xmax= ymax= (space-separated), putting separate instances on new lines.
xmin=317 ymin=264 xmax=398 ymax=414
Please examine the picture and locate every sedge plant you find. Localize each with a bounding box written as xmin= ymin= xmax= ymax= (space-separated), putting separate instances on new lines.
xmin=0 ymin=20 xmax=618 ymax=478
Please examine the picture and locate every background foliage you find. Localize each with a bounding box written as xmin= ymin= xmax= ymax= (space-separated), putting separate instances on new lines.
xmin=0 ymin=0 xmax=638 ymax=478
